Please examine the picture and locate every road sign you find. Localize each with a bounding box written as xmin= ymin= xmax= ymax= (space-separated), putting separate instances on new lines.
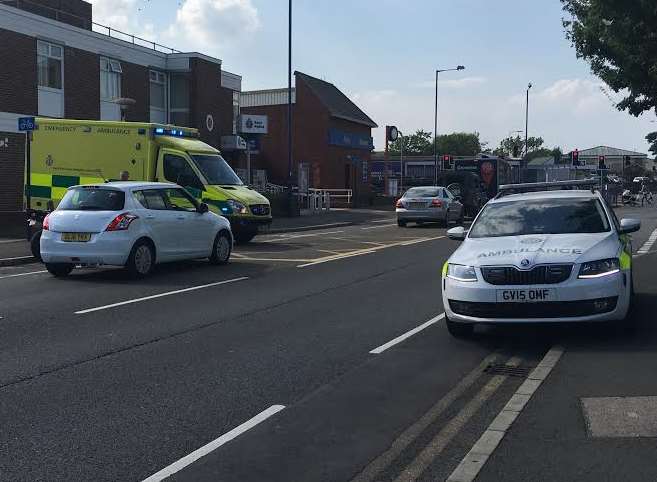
xmin=18 ymin=117 xmax=36 ymax=131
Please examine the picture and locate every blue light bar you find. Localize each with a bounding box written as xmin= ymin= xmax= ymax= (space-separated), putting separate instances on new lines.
xmin=155 ymin=127 xmax=165 ymax=134
xmin=153 ymin=127 xmax=199 ymax=138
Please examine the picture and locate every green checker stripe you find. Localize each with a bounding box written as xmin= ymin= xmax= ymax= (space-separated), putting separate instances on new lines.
xmin=26 ymin=185 xmax=52 ymax=198
xmin=52 ymin=175 xmax=80 ymax=188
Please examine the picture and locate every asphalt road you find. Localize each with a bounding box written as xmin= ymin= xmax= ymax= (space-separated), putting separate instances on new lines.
xmin=1 ymin=206 xmax=656 ymax=481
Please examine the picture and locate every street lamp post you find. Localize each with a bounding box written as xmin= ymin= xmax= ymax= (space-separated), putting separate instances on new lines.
xmin=286 ymin=0 xmax=294 ymax=214
xmin=434 ymin=65 xmax=465 ymax=185
xmin=525 ymin=82 xmax=532 ymax=157
xmin=399 ymin=131 xmax=404 ymax=195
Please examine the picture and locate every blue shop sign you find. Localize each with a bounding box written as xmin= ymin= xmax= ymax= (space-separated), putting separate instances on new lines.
xmin=328 ymin=128 xmax=374 ymax=150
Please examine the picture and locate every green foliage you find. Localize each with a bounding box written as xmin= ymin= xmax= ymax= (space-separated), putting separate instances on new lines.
xmin=561 ymin=0 xmax=657 ymax=153
xmin=388 ymin=130 xmax=481 ymax=156
xmin=494 ymin=135 xmax=544 ymax=157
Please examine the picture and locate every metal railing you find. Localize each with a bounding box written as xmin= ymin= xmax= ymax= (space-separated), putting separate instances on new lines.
xmin=1 ymin=0 xmax=180 ymax=53
xmin=321 ymin=189 xmax=352 ymax=206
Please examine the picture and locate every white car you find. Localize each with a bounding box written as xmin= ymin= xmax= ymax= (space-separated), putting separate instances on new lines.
xmin=441 ymin=180 xmax=640 ymax=337
xmin=40 ymin=182 xmax=233 ymax=277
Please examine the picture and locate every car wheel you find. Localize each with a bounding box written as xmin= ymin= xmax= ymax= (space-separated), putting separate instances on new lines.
xmin=210 ymin=230 xmax=232 ymax=265
xmin=446 ymin=316 xmax=474 ymax=338
xmin=397 ymin=219 xmax=407 ymax=227
xmin=30 ymin=230 xmax=43 ymax=262
xmin=234 ymin=230 xmax=257 ymax=245
xmin=46 ymin=263 xmax=73 ymax=277
xmin=126 ymin=240 xmax=155 ymax=278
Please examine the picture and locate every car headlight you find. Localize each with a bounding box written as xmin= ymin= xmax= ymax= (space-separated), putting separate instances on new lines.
xmin=447 ymin=264 xmax=478 ymax=282
xmin=227 ymin=199 xmax=248 ymax=215
xmin=578 ymin=258 xmax=620 ymax=279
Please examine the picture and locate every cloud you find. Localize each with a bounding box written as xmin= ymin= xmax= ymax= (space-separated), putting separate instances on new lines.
xmin=411 ymin=77 xmax=487 ymax=89
xmin=89 ymin=0 xmax=155 ymax=43
xmin=164 ymin=0 xmax=260 ymax=55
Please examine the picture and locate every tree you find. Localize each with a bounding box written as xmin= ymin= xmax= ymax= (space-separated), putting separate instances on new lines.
xmin=525 ymin=147 xmax=564 ymax=163
xmin=435 ymin=132 xmax=482 ymax=157
xmin=561 ymin=0 xmax=657 ymax=152
xmin=388 ymin=129 xmax=432 ymax=155
xmin=494 ymin=135 xmax=544 ymax=157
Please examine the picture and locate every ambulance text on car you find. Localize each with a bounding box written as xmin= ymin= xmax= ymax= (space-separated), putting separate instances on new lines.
xmin=441 ymin=180 xmax=640 ymax=337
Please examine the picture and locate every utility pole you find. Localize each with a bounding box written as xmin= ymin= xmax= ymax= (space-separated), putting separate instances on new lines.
xmin=525 ymin=82 xmax=532 ymax=157
xmin=433 ymin=66 xmax=465 ymax=185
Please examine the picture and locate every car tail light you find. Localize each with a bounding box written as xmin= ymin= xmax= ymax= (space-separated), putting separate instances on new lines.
xmin=395 ymin=199 xmax=404 ymax=208
xmin=431 ymin=199 xmax=443 ymax=207
xmin=106 ymin=213 xmax=139 ymax=231
xmin=42 ymin=214 xmax=50 ymax=231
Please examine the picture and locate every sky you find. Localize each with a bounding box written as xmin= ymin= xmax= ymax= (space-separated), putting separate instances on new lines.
xmin=88 ymin=0 xmax=656 ymax=154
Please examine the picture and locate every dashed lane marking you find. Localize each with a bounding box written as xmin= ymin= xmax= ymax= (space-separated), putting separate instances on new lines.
xmin=75 ymin=277 xmax=249 ymax=314
xmin=361 ymin=223 xmax=398 ymax=230
xmin=142 ymin=405 xmax=286 ymax=482
xmin=637 ymin=228 xmax=657 ymax=254
xmin=369 ymin=313 xmax=445 ymax=354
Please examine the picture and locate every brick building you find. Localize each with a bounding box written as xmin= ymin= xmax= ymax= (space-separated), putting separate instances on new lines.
xmin=241 ymin=72 xmax=377 ymax=196
xmin=0 ymin=0 xmax=243 ymax=234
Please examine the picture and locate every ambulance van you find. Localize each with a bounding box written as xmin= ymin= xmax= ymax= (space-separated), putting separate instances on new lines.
xmin=25 ymin=119 xmax=271 ymax=250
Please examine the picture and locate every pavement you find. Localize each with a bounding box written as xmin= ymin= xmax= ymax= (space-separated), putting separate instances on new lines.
xmin=0 ymin=206 xmax=656 ymax=481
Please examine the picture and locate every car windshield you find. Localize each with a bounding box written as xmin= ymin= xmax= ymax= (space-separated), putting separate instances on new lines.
xmin=57 ymin=188 xmax=125 ymax=211
xmin=404 ymin=187 xmax=441 ymax=197
xmin=469 ymin=198 xmax=611 ymax=238
xmin=191 ymin=154 xmax=243 ymax=186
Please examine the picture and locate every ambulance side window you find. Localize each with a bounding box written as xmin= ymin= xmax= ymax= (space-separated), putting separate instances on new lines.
xmin=163 ymin=154 xmax=202 ymax=190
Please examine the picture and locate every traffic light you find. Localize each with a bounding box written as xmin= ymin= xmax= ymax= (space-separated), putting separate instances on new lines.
xmin=442 ymin=154 xmax=454 ymax=170
xmin=598 ymin=155 xmax=606 ymax=170
xmin=570 ymin=149 xmax=580 ymax=166
xmin=624 ymin=155 xmax=631 ymax=167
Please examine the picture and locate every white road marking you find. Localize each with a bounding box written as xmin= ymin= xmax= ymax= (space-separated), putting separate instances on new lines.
xmin=142 ymin=405 xmax=285 ymax=482
xmin=352 ymin=353 xmax=500 ymax=482
xmin=447 ymin=346 xmax=564 ymax=482
xmin=0 ymin=255 xmax=35 ymax=262
xmin=361 ymin=223 xmax=398 ymax=230
xmin=233 ymin=257 xmax=314 ymax=263
xmin=75 ymin=277 xmax=249 ymax=314
xmin=369 ymin=313 xmax=445 ymax=354
xmin=0 ymin=270 xmax=48 ymax=280
xmin=637 ymin=228 xmax=657 ymax=254
xmin=395 ymin=357 xmax=523 ymax=482
xmin=297 ymin=236 xmax=446 ymax=268
xmin=370 ymin=218 xmax=396 ymax=223
xmin=259 ymin=230 xmax=345 ymax=243
xmin=0 ymin=239 xmax=24 ymax=244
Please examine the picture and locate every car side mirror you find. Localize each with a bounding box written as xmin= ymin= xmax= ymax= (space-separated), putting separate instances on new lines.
xmin=197 ymin=202 xmax=209 ymax=214
xmin=619 ymin=218 xmax=640 ymax=234
xmin=447 ymin=226 xmax=467 ymax=241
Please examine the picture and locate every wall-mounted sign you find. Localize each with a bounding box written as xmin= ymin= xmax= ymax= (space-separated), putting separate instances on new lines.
xmin=0 ymin=138 xmax=8 ymax=148
xmin=18 ymin=117 xmax=36 ymax=131
xmin=206 ymin=114 xmax=214 ymax=132
xmin=220 ymin=135 xmax=247 ymax=151
xmin=328 ymin=128 xmax=374 ymax=151
xmin=239 ymin=114 xmax=268 ymax=134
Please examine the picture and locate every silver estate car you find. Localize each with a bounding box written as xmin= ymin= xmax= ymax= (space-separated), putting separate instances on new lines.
xmin=396 ymin=186 xmax=464 ymax=227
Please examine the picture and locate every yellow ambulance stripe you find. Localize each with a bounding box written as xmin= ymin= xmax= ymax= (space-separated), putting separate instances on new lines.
xmin=51 ymin=187 xmax=68 ymax=200
xmin=620 ymin=251 xmax=632 ymax=270
xmin=31 ymin=173 xmax=52 ymax=187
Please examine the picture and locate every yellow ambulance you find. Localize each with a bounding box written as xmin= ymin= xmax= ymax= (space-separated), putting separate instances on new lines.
xmin=25 ymin=119 xmax=271 ymax=245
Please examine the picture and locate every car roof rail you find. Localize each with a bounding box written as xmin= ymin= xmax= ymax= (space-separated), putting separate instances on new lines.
xmin=495 ymin=179 xmax=600 ymax=199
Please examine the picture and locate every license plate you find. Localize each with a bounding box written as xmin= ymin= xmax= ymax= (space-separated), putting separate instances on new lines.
xmin=61 ymin=232 xmax=91 ymax=242
xmin=496 ymin=288 xmax=556 ymax=303
xmin=409 ymin=202 xmax=426 ymax=209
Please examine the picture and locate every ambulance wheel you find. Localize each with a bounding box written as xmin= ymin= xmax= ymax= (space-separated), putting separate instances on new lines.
xmin=210 ymin=230 xmax=232 ymax=265
xmin=30 ymin=230 xmax=42 ymax=262
xmin=234 ymin=230 xmax=257 ymax=244
xmin=46 ymin=263 xmax=73 ymax=277
xmin=126 ymin=240 xmax=155 ymax=278
xmin=446 ymin=316 xmax=474 ymax=338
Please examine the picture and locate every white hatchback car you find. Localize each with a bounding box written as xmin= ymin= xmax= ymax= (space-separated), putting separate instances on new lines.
xmin=442 ymin=180 xmax=640 ymax=337
xmin=40 ymin=182 xmax=233 ymax=277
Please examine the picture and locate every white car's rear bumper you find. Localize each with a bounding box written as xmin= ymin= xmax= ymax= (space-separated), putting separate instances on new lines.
xmin=40 ymin=230 xmax=135 ymax=266
xmin=442 ymin=269 xmax=631 ymax=323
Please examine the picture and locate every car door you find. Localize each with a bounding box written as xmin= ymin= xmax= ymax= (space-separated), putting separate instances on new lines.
xmin=134 ymin=189 xmax=180 ymax=261
xmin=161 ymin=187 xmax=214 ymax=257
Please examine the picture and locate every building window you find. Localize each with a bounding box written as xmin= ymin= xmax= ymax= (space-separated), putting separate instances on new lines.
xmin=37 ymin=40 xmax=63 ymax=90
xmin=232 ymin=91 xmax=240 ymax=134
xmin=169 ymin=74 xmax=190 ymax=127
xmin=150 ymin=70 xmax=167 ymax=123
xmin=100 ymin=57 xmax=122 ymax=100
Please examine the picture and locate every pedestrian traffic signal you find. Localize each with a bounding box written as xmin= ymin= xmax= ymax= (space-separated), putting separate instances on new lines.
xmin=598 ymin=155 xmax=606 ymax=170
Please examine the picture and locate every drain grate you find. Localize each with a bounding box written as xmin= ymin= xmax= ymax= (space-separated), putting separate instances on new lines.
xmin=484 ymin=363 xmax=532 ymax=378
